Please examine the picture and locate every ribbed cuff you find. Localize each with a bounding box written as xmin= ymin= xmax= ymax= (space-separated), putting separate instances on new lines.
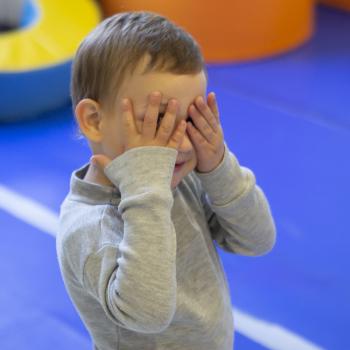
xmin=194 ymin=143 xmax=247 ymax=206
xmin=104 ymin=146 xmax=178 ymax=195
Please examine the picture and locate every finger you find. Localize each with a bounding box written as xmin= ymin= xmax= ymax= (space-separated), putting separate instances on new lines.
xmin=194 ymin=96 xmax=219 ymax=132
xmin=90 ymin=154 xmax=112 ymax=170
xmin=186 ymin=120 xmax=208 ymax=148
xmin=121 ymin=98 xmax=138 ymax=145
xmin=167 ymin=120 xmax=187 ymax=149
xmin=188 ymin=104 xmax=217 ymax=143
xmin=142 ymin=91 xmax=162 ymax=139
xmin=207 ymin=92 xmax=220 ymax=121
xmin=156 ymin=99 xmax=178 ymax=143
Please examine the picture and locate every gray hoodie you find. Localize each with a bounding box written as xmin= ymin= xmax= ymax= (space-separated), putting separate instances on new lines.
xmin=56 ymin=143 xmax=276 ymax=350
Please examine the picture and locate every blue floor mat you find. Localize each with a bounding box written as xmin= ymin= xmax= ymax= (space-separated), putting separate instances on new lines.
xmin=0 ymin=210 xmax=90 ymax=349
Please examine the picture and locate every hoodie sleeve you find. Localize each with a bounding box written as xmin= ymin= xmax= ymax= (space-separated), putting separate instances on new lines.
xmin=83 ymin=146 xmax=178 ymax=333
xmin=194 ymin=142 xmax=276 ymax=256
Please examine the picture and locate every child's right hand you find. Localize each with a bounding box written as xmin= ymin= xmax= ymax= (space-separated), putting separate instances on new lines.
xmin=121 ymin=91 xmax=187 ymax=152
xmin=90 ymin=92 xmax=187 ymax=170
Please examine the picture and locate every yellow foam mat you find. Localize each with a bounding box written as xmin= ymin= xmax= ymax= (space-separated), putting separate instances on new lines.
xmin=0 ymin=0 xmax=101 ymax=71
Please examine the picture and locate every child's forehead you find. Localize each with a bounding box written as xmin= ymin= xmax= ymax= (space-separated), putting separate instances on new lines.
xmin=119 ymin=69 xmax=207 ymax=114
xmin=142 ymin=89 xmax=204 ymax=118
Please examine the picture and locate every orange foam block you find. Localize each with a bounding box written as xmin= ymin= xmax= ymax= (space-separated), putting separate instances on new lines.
xmin=98 ymin=0 xmax=315 ymax=62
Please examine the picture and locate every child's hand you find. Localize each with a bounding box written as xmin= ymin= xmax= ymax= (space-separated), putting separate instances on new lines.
xmin=187 ymin=92 xmax=225 ymax=173
xmin=90 ymin=92 xmax=187 ymax=170
xmin=121 ymin=92 xmax=187 ymax=152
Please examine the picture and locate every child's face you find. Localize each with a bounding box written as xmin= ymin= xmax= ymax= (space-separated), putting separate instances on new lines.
xmin=100 ymin=63 xmax=207 ymax=189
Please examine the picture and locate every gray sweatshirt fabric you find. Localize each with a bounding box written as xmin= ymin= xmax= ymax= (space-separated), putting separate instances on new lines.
xmin=56 ymin=143 xmax=276 ymax=350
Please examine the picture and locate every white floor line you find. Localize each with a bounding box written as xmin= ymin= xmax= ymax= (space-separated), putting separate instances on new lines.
xmin=233 ymin=308 xmax=325 ymax=350
xmin=0 ymin=184 xmax=58 ymax=237
xmin=0 ymin=183 xmax=325 ymax=350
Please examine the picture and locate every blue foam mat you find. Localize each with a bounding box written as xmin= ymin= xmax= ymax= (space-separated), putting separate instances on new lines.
xmin=0 ymin=210 xmax=90 ymax=349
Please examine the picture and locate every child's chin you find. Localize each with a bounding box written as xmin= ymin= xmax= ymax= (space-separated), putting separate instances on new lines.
xmin=171 ymin=160 xmax=196 ymax=189
xmin=170 ymin=165 xmax=189 ymax=189
xmin=171 ymin=169 xmax=184 ymax=189
xmin=171 ymin=176 xmax=181 ymax=190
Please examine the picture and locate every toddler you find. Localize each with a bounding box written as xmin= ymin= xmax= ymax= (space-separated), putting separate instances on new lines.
xmin=56 ymin=11 xmax=276 ymax=350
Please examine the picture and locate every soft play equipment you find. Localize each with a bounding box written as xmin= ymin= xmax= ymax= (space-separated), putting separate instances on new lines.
xmin=0 ymin=0 xmax=101 ymax=122
xmin=320 ymin=0 xmax=350 ymax=11
xmin=98 ymin=0 xmax=315 ymax=63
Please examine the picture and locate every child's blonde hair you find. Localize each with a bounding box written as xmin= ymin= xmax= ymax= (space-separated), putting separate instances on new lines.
xmin=71 ymin=11 xmax=205 ymax=112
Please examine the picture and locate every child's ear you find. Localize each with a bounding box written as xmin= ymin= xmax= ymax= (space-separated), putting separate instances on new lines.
xmin=75 ymin=99 xmax=103 ymax=142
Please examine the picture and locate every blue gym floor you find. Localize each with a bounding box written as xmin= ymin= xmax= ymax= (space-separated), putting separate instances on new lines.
xmin=0 ymin=6 xmax=349 ymax=349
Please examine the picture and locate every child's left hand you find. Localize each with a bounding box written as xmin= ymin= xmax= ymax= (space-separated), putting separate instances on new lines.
xmin=187 ymin=92 xmax=225 ymax=173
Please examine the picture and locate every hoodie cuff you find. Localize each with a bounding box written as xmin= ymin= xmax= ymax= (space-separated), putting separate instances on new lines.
xmin=104 ymin=146 xmax=177 ymax=195
xmin=194 ymin=142 xmax=247 ymax=206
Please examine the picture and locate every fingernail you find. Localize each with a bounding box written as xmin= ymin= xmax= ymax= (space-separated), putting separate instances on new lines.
xmin=121 ymin=98 xmax=129 ymax=110
xmin=169 ymin=99 xmax=178 ymax=109
xmin=150 ymin=91 xmax=161 ymax=103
